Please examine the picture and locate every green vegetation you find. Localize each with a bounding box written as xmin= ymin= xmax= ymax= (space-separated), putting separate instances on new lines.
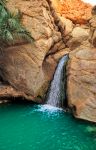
xmin=0 ymin=0 xmax=34 ymax=47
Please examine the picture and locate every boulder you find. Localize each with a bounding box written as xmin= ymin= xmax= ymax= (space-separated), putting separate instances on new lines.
xmin=59 ymin=17 xmax=74 ymax=36
xmin=71 ymin=27 xmax=89 ymax=39
xmin=66 ymin=26 xmax=89 ymax=50
xmin=67 ymin=48 xmax=96 ymax=122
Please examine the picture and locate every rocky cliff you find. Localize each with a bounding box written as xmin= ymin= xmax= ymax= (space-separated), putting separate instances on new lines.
xmin=0 ymin=0 xmax=67 ymax=102
xmin=51 ymin=0 xmax=96 ymax=122
xmin=66 ymin=6 xmax=96 ymax=122
xmin=0 ymin=0 xmax=96 ymax=122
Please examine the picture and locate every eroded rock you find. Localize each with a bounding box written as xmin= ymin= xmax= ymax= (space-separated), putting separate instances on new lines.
xmin=52 ymin=0 xmax=92 ymax=24
xmin=59 ymin=17 xmax=74 ymax=36
xmin=71 ymin=27 xmax=89 ymax=39
xmin=66 ymin=26 xmax=90 ymax=50
xmin=0 ymin=0 xmax=66 ymax=102
xmin=67 ymin=48 xmax=96 ymax=122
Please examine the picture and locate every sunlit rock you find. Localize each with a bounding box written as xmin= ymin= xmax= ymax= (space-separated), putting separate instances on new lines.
xmin=52 ymin=0 xmax=92 ymax=24
xmin=67 ymin=48 xmax=96 ymax=122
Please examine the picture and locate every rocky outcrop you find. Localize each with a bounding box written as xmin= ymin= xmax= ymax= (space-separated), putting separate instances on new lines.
xmin=66 ymin=26 xmax=90 ymax=50
xmin=67 ymin=47 xmax=96 ymax=122
xmin=66 ymin=7 xmax=96 ymax=122
xmin=0 ymin=0 xmax=68 ymax=102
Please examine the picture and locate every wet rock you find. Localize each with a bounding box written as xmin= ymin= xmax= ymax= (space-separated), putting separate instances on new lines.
xmin=53 ymin=48 xmax=70 ymax=61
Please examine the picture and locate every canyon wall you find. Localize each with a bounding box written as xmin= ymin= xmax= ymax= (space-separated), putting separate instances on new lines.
xmin=67 ymin=13 xmax=96 ymax=122
xmin=51 ymin=0 xmax=96 ymax=122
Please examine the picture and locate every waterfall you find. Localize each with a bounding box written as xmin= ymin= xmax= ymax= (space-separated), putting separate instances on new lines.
xmin=46 ymin=54 xmax=69 ymax=107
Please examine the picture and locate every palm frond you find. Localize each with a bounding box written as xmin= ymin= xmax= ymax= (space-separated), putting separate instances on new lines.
xmin=0 ymin=0 xmax=34 ymax=48
xmin=0 ymin=0 xmax=7 ymax=6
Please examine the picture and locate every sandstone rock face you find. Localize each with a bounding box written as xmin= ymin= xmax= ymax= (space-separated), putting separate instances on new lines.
xmin=71 ymin=27 xmax=89 ymax=38
xmin=53 ymin=0 xmax=92 ymax=24
xmin=67 ymin=48 xmax=96 ymax=122
xmin=66 ymin=6 xmax=96 ymax=122
xmin=59 ymin=17 xmax=74 ymax=36
xmin=0 ymin=0 xmax=66 ymax=101
xmin=66 ymin=26 xmax=90 ymax=50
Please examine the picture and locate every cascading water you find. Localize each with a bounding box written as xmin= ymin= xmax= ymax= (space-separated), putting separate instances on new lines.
xmin=46 ymin=54 xmax=69 ymax=107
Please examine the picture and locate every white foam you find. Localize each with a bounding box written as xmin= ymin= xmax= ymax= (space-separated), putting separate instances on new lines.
xmin=37 ymin=104 xmax=63 ymax=113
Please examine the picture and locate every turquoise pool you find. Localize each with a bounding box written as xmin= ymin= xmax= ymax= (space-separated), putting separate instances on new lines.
xmin=0 ymin=103 xmax=96 ymax=150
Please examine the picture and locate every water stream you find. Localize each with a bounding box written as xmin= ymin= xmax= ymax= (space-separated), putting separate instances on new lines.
xmin=47 ymin=55 xmax=68 ymax=107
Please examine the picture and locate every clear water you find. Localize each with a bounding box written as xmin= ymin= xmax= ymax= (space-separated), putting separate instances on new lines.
xmin=0 ymin=103 xmax=96 ymax=150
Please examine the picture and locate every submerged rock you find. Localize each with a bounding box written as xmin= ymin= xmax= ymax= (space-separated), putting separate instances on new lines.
xmin=86 ymin=126 xmax=96 ymax=133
